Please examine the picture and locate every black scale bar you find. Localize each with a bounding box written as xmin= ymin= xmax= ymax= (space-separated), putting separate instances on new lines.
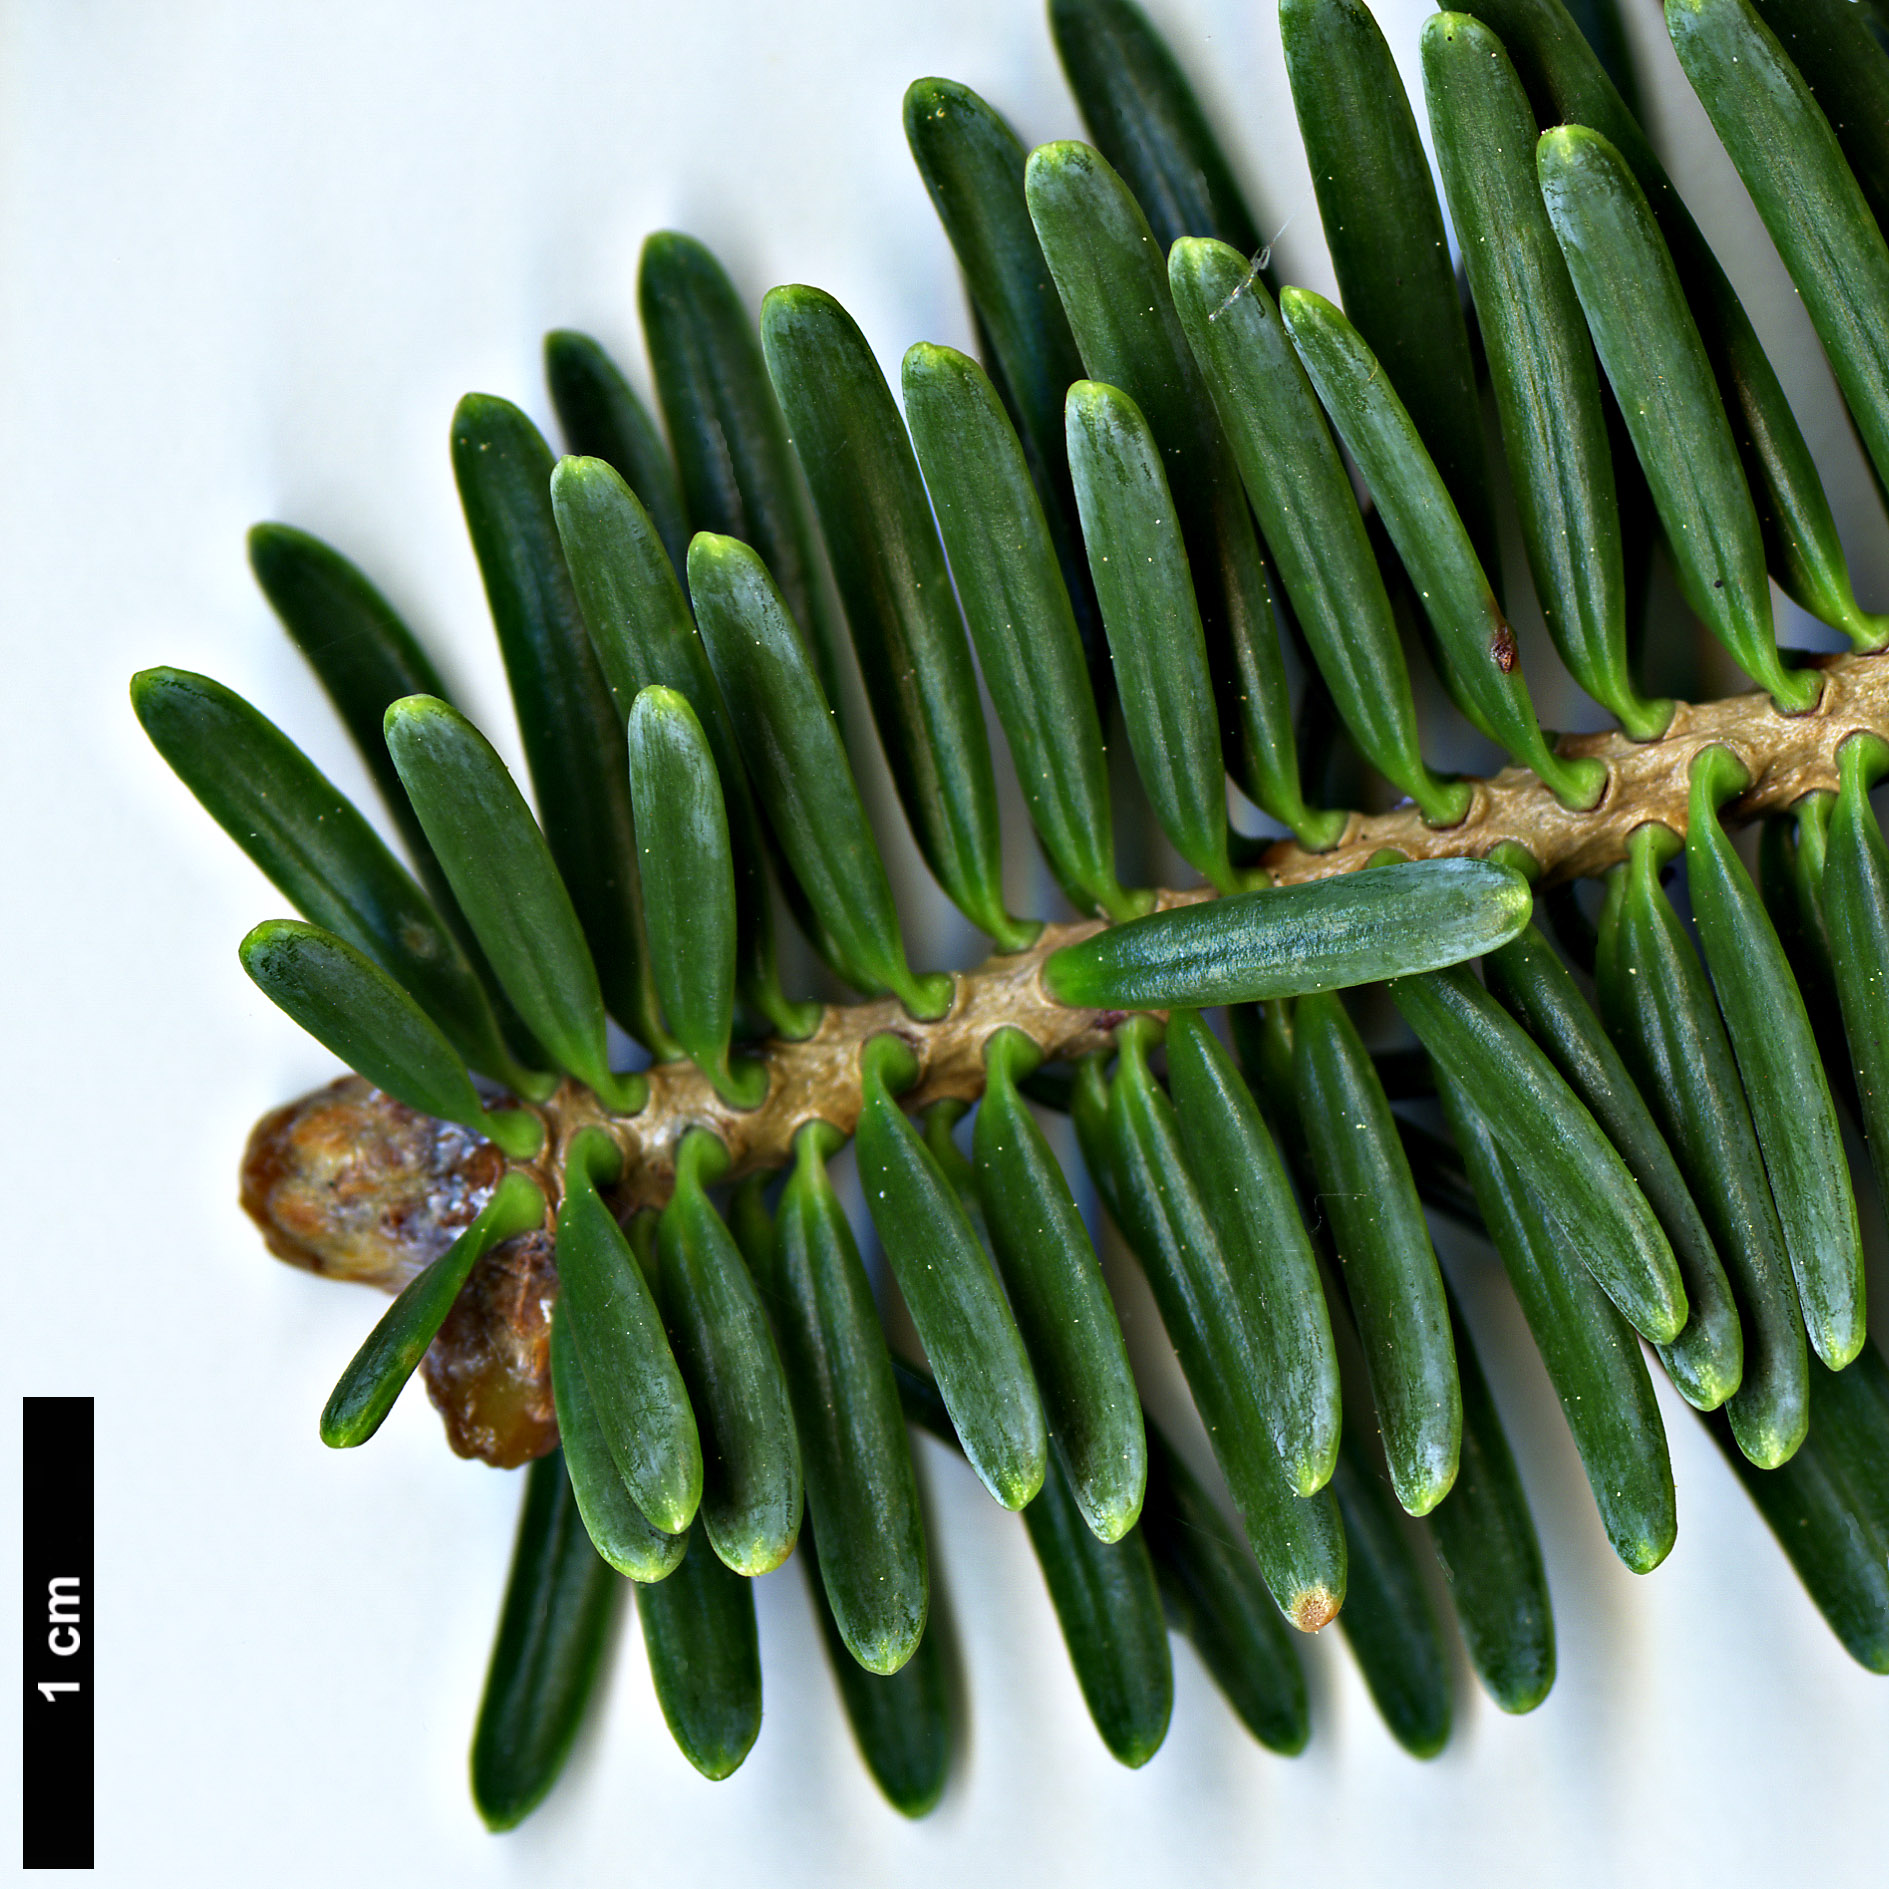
xmin=22 ymin=1397 xmax=93 ymax=1870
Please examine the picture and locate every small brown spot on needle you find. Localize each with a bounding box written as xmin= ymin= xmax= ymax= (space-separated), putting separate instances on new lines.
xmin=1291 ymin=1586 xmax=1340 ymax=1632
xmin=1491 ymin=622 xmax=1518 ymax=673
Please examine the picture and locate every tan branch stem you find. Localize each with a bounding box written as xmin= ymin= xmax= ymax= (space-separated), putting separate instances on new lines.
xmin=496 ymin=649 xmax=1889 ymax=1214
xmin=1256 ymin=648 xmax=1888 ymax=889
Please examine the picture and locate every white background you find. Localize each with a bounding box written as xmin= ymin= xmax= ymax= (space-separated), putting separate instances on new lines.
xmin=3 ymin=1 xmax=1888 ymax=1883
